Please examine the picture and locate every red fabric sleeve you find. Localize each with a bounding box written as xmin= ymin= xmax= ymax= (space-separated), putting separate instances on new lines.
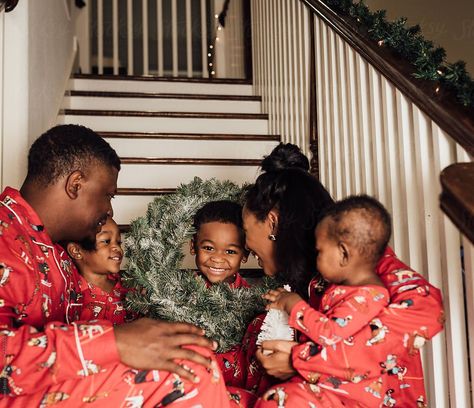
xmin=288 ymin=286 xmax=389 ymax=347
xmin=0 ymin=246 xmax=120 ymax=396
xmin=375 ymin=247 xmax=444 ymax=340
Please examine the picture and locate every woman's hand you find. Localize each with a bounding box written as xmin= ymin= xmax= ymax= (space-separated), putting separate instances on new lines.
xmin=263 ymin=288 xmax=302 ymax=315
xmin=256 ymin=340 xmax=298 ymax=380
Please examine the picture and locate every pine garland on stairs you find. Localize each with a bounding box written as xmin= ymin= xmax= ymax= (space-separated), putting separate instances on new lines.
xmin=122 ymin=177 xmax=280 ymax=352
xmin=317 ymin=0 xmax=474 ymax=108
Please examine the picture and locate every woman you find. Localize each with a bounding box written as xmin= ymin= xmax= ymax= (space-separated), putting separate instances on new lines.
xmin=241 ymin=143 xmax=443 ymax=407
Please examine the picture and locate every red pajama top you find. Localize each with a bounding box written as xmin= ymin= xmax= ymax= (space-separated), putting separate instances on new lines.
xmin=291 ymin=249 xmax=444 ymax=407
xmin=0 ymin=188 xmax=119 ymax=401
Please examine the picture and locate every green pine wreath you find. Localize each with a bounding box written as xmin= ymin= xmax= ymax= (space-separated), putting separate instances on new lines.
xmin=122 ymin=177 xmax=279 ymax=352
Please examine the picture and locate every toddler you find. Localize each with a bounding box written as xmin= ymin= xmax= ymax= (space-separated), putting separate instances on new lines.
xmin=261 ymin=195 xmax=401 ymax=407
xmin=191 ymin=200 xmax=249 ymax=288
xmin=191 ymin=200 xmax=252 ymax=387
xmin=67 ymin=217 xmax=133 ymax=325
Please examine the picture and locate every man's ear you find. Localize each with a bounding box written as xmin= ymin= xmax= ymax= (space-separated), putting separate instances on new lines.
xmin=67 ymin=242 xmax=83 ymax=261
xmin=65 ymin=170 xmax=84 ymax=199
xmin=339 ymin=241 xmax=350 ymax=267
xmin=189 ymin=238 xmax=196 ymax=255
xmin=267 ymin=210 xmax=279 ymax=233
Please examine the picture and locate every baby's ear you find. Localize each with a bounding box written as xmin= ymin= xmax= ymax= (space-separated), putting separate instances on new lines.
xmin=67 ymin=242 xmax=83 ymax=261
xmin=338 ymin=241 xmax=350 ymax=267
xmin=241 ymin=254 xmax=248 ymax=264
xmin=189 ymin=238 xmax=196 ymax=255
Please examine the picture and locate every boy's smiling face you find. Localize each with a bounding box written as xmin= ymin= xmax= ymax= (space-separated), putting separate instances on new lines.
xmin=191 ymin=221 xmax=247 ymax=284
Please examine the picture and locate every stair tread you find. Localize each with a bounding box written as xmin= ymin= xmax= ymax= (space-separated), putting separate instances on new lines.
xmin=73 ymin=74 xmax=252 ymax=85
xmin=68 ymin=90 xmax=260 ymax=101
xmin=99 ymin=131 xmax=279 ymax=141
xmin=120 ymin=157 xmax=261 ymax=165
xmin=116 ymin=188 xmax=176 ymax=195
xmin=60 ymin=109 xmax=268 ymax=119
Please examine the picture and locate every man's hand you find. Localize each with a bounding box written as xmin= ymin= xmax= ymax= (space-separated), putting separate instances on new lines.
xmin=114 ymin=318 xmax=217 ymax=383
xmin=255 ymin=340 xmax=298 ymax=380
xmin=263 ymin=288 xmax=302 ymax=315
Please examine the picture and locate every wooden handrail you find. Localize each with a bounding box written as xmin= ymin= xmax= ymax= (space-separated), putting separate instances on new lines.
xmin=301 ymin=0 xmax=473 ymax=243
xmin=300 ymin=0 xmax=474 ymax=157
xmin=440 ymin=163 xmax=474 ymax=245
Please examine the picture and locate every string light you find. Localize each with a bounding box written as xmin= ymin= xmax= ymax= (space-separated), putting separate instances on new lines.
xmin=208 ymin=13 xmax=225 ymax=77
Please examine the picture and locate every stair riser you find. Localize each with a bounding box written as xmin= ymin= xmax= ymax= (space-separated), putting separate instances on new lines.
xmin=113 ymin=195 xmax=157 ymax=225
xmin=69 ymin=79 xmax=254 ymax=95
xmin=118 ymin=164 xmax=260 ymax=189
xmin=105 ymin=138 xmax=278 ymax=159
xmin=58 ymin=115 xmax=269 ymax=134
xmin=63 ymin=96 xmax=261 ymax=114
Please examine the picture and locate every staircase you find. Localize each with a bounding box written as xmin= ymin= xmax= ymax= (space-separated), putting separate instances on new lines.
xmin=57 ymin=74 xmax=279 ymax=269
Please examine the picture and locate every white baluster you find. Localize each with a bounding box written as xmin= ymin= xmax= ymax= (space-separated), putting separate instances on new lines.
xmin=142 ymin=0 xmax=149 ymax=75
xmin=186 ymin=0 xmax=192 ymax=77
xmin=127 ymin=0 xmax=133 ymax=75
xmin=97 ymin=0 xmax=103 ymax=75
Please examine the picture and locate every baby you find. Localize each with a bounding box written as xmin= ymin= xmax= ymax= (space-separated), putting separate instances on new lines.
xmin=191 ymin=200 xmax=249 ymax=288
xmin=67 ymin=217 xmax=133 ymax=325
xmin=262 ymin=195 xmax=398 ymax=407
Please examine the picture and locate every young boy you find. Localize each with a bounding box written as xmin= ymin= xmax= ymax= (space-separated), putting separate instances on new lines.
xmin=67 ymin=217 xmax=133 ymax=325
xmin=190 ymin=200 xmax=254 ymax=390
xmin=191 ymin=200 xmax=249 ymax=288
xmin=259 ymin=195 xmax=408 ymax=407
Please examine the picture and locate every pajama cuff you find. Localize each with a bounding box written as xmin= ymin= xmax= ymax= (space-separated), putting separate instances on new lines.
xmin=288 ymin=299 xmax=311 ymax=329
xmin=74 ymin=321 xmax=121 ymax=369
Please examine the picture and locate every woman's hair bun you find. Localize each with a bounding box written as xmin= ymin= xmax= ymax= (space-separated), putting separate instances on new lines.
xmin=261 ymin=143 xmax=310 ymax=173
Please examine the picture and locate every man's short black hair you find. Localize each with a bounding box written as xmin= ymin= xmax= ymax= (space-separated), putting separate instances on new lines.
xmin=26 ymin=124 xmax=121 ymax=186
xmin=193 ymin=200 xmax=246 ymax=248
xmin=323 ymin=195 xmax=392 ymax=265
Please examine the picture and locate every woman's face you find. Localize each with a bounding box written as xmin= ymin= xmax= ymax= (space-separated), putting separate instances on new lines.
xmin=242 ymin=207 xmax=278 ymax=276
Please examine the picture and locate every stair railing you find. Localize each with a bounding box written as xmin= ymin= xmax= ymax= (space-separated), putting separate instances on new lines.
xmin=76 ymin=0 xmax=249 ymax=78
xmin=251 ymin=0 xmax=474 ymax=407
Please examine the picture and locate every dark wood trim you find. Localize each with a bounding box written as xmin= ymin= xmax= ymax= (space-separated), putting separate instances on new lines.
xmin=119 ymin=224 xmax=131 ymax=234
xmin=238 ymin=268 xmax=265 ymax=279
xmin=73 ymin=74 xmax=252 ymax=85
xmin=300 ymin=0 xmax=474 ymax=157
xmin=243 ymin=0 xmax=253 ymax=81
xmin=3 ymin=0 xmax=19 ymax=12
xmin=308 ymin=13 xmax=319 ymax=179
xmin=69 ymin=90 xmax=261 ymax=101
xmin=117 ymin=188 xmax=176 ymax=196
xmin=120 ymin=158 xmax=261 ymax=166
xmin=440 ymin=162 xmax=474 ymax=245
xmin=99 ymin=131 xmax=279 ymax=141
xmin=60 ymin=109 xmax=268 ymax=120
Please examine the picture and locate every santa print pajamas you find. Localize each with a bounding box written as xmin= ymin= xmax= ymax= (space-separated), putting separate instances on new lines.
xmin=254 ymin=248 xmax=444 ymax=407
xmin=0 ymin=188 xmax=233 ymax=407
xmin=78 ymin=273 xmax=136 ymax=325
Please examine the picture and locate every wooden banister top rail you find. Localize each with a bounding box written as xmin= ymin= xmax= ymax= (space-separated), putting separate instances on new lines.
xmin=301 ymin=0 xmax=474 ymax=158
xmin=440 ymin=162 xmax=474 ymax=244
xmin=1 ymin=0 xmax=19 ymax=12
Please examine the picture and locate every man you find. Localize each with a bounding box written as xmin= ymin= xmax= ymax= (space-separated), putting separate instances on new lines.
xmin=0 ymin=125 xmax=231 ymax=406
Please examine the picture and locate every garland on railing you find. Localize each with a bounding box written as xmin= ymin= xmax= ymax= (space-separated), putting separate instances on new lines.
xmin=320 ymin=0 xmax=474 ymax=108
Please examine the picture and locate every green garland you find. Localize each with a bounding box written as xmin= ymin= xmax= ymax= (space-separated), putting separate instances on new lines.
xmin=319 ymin=0 xmax=474 ymax=108
xmin=122 ymin=177 xmax=279 ymax=352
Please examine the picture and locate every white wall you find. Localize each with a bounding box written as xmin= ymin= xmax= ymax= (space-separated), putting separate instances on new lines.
xmin=1 ymin=0 xmax=77 ymax=189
